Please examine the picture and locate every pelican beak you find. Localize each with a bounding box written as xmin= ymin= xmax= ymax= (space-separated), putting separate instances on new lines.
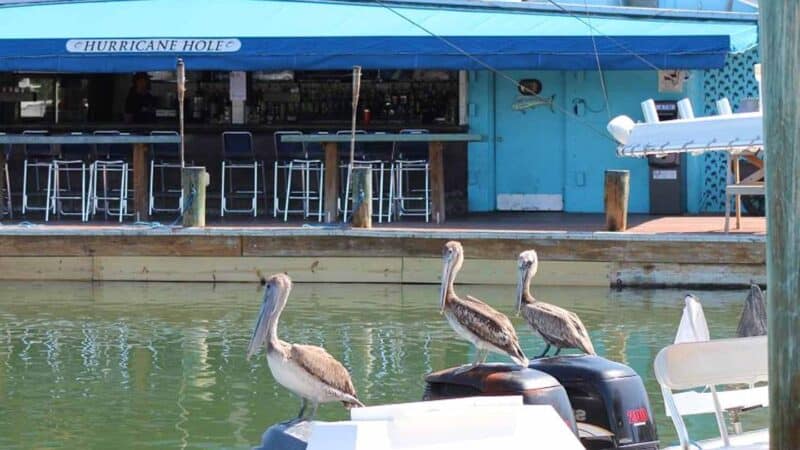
xmin=439 ymin=258 xmax=452 ymax=315
xmin=247 ymin=293 xmax=271 ymax=360
xmin=515 ymin=267 xmax=525 ymax=316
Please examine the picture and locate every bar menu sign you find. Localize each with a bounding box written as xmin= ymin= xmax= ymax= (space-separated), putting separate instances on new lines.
xmin=66 ymin=39 xmax=241 ymax=53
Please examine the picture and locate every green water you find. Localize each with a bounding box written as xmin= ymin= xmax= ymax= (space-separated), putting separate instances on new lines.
xmin=0 ymin=281 xmax=767 ymax=449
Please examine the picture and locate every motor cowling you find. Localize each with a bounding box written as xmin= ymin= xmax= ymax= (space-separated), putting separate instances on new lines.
xmin=424 ymin=363 xmax=578 ymax=435
xmin=531 ymin=355 xmax=658 ymax=450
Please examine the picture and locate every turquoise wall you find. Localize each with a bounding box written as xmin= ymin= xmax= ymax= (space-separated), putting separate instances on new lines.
xmin=467 ymin=69 xmax=707 ymax=213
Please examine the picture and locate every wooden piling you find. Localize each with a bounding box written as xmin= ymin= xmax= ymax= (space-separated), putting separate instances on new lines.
xmin=350 ymin=166 xmax=372 ymax=228
xmin=604 ymin=170 xmax=630 ymax=231
xmin=181 ymin=166 xmax=208 ymax=228
xmin=0 ymin=147 xmax=6 ymax=217
xmin=761 ymin=2 xmax=800 ymax=448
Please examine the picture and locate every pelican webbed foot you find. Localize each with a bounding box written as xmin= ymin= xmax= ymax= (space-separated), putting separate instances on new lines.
xmin=536 ymin=344 xmax=552 ymax=359
xmin=553 ymin=348 xmax=561 ymax=356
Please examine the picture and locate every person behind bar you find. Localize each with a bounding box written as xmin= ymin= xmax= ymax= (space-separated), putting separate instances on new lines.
xmin=124 ymin=72 xmax=157 ymax=123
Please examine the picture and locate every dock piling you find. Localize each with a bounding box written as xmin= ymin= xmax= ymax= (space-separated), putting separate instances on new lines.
xmin=350 ymin=167 xmax=372 ymax=228
xmin=182 ymin=166 xmax=209 ymax=227
xmin=604 ymin=170 xmax=630 ymax=232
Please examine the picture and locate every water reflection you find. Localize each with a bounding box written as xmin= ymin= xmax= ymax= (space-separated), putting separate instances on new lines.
xmin=0 ymin=281 xmax=765 ymax=449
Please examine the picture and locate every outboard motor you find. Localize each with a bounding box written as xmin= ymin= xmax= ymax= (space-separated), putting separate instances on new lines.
xmin=424 ymin=363 xmax=578 ymax=435
xmin=531 ymin=355 xmax=659 ymax=450
xmin=256 ymin=421 xmax=311 ymax=450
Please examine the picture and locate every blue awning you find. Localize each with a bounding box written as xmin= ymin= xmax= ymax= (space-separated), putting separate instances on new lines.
xmin=0 ymin=0 xmax=758 ymax=72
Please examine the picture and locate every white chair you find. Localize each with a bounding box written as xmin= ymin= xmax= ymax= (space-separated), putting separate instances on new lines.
xmin=654 ymin=336 xmax=768 ymax=450
xmin=86 ymin=131 xmax=129 ymax=222
xmin=21 ymin=130 xmax=57 ymax=220
xmin=149 ymin=131 xmax=183 ymax=215
xmin=274 ymin=131 xmax=324 ymax=222
xmin=220 ymin=131 xmax=264 ymax=217
xmin=50 ymin=132 xmax=90 ymax=220
xmin=393 ymin=129 xmax=430 ymax=222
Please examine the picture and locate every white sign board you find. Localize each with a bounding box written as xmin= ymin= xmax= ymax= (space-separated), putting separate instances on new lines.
xmin=66 ymin=39 xmax=241 ymax=53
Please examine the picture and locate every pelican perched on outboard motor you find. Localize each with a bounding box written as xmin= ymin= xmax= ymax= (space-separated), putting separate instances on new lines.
xmin=439 ymin=241 xmax=528 ymax=371
xmin=516 ymin=250 xmax=595 ymax=357
xmin=248 ymin=273 xmax=363 ymax=423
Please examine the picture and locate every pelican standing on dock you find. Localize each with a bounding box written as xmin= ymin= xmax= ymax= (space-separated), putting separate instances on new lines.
xmin=439 ymin=241 xmax=529 ymax=371
xmin=736 ymin=282 xmax=767 ymax=337
xmin=247 ymin=273 xmax=363 ymax=421
xmin=516 ymin=250 xmax=596 ymax=358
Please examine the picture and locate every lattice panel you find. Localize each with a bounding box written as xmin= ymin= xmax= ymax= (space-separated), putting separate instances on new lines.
xmin=699 ymin=47 xmax=760 ymax=212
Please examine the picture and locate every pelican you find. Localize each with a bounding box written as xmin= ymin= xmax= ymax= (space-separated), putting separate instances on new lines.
xmin=516 ymin=250 xmax=596 ymax=358
xmin=736 ymin=282 xmax=767 ymax=337
xmin=439 ymin=241 xmax=529 ymax=372
xmin=247 ymin=273 xmax=363 ymax=422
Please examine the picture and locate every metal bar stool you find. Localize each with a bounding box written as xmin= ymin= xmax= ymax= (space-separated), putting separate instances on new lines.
xmin=393 ymin=129 xmax=430 ymax=222
xmin=51 ymin=132 xmax=90 ymax=220
xmin=274 ymin=131 xmax=324 ymax=222
xmin=21 ymin=130 xmax=57 ymax=220
xmin=86 ymin=130 xmax=129 ymax=222
xmin=221 ymin=131 xmax=264 ymax=217
xmin=338 ymin=130 xmax=393 ymax=223
xmin=1 ymin=133 xmax=11 ymax=218
xmin=149 ymin=131 xmax=184 ymax=215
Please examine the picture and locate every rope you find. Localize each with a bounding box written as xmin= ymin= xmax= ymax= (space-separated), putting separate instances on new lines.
xmin=371 ymin=0 xmax=619 ymax=144
xmin=585 ymin=0 xmax=612 ymax=120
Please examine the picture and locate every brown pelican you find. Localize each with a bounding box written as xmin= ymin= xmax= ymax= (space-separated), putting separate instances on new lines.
xmin=516 ymin=250 xmax=596 ymax=358
xmin=247 ymin=273 xmax=363 ymax=421
xmin=439 ymin=241 xmax=529 ymax=372
xmin=736 ymin=282 xmax=767 ymax=337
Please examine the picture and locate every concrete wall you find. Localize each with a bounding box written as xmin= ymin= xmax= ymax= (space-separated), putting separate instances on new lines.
xmin=467 ymin=69 xmax=707 ymax=213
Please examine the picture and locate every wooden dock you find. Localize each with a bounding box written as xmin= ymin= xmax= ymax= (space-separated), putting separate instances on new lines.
xmin=0 ymin=214 xmax=765 ymax=287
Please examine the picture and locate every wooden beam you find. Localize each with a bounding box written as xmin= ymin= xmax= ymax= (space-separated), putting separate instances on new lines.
xmin=604 ymin=170 xmax=630 ymax=231
xmin=0 ymin=147 xmax=6 ymax=217
xmin=761 ymin=1 xmax=800 ymax=447
xmin=350 ymin=167 xmax=372 ymax=228
xmin=0 ymin=235 xmax=242 ymax=257
xmin=181 ymin=166 xmax=208 ymax=227
xmin=132 ymin=143 xmax=149 ymax=221
xmin=429 ymin=141 xmax=445 ymax=224
xmin=0 ymin=257 xmax=92 ymax=281
xmin=324 ymin=142 xmax=339 ymax=223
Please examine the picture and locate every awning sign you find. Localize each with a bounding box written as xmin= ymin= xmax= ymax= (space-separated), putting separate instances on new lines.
xmin=66 ymin=39 xmax=241 ymax=53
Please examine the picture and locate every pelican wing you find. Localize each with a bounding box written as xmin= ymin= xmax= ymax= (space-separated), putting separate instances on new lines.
xmin=524 ymin=302 xmax=595 ymax=355
xmin=455 ymin=295 xmax=526 ymax=361
xmin=290 ymin=344 xmax=359 ymax=398
xmin=737 ymin=285 xmax=767 ymax=337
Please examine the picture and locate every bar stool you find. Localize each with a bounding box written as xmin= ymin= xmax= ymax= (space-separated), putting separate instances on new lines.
xmin=221 ymin=131 xmax=264 ymax=217
xmin=338 ymin=130 xmax=393 ymax=223
xmin=21 ymin=130 xmax=57 ymax=220
xmin=1 ymin=133 xmax=11 ymax=218
xmin=86 ymin=130 xmax=129 ymax=222
xmin=149 ymin=131 xmax=183 ymax=215
xmin=393 ymin=129 xmax=430 ymax=222
xmin=274 ymin=131 xmax=324 ymax=222
xmin=51 ymin=132 xmax=90 ymax=220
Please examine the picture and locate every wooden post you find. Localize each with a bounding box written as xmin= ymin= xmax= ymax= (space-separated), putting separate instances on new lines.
xmin=0 ymin=146 xmax=6 ymax=218
xmin=323 ymin=142 xmax=339 ymax=223
xmin=429 ymin=141 xmax=445 ymax=224
xmin=762 ymin=2 xmax=800 ymax=448
xmin=350 ymin=166 xmax=372 ymax=228
xmin=604 ymin=170 xmax=629 ymax=231
xmin=132 ymin=143 xmax=149 ymax=221
xmin=181 ymin=166 xmax=208 ymax=227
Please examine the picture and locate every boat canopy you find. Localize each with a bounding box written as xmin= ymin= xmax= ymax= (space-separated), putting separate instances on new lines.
xmin=0 ymin=0 xmax=758 ymax=73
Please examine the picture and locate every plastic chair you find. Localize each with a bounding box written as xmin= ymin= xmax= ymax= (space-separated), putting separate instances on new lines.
xmin=149 ymin=131 xmax=183 ymax=215
xmin=51 ymin=132 xmax=90 ymax=220
xmin=274 ymin=131 xmax=324 ymax=222
xmin=221 ymin=131 xmax=265 ymax=217
xmin=393 ymin=129 xmax=430 ymax=222
xmin=86 ymin=130 xmax=129 ymax=222
xmin=21 ymin=130 xmax=57 ymax=220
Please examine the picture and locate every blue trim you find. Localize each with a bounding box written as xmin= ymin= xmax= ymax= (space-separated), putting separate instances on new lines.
xmin=0 ymin=36 xmax=730 ymax=72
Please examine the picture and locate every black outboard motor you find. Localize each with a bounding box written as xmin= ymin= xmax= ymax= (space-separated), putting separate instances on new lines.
xmin=424 ymin=363 xmax=578 ymax=435
xmin=531 ymin=355 xmax=659 ymax=450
